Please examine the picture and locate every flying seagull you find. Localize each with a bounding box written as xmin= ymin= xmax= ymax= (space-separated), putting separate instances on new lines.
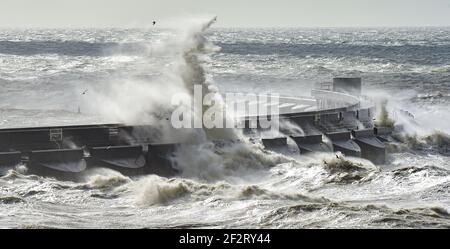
xmin=153 ymin=21 xmax=156 ymax=26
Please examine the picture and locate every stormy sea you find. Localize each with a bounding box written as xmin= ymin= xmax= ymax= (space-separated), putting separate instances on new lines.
xmin=1 ymin=19 xmax=449 ymax=228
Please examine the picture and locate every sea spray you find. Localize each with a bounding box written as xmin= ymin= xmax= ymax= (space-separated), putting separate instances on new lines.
xmin=82 ymin=17 xmax=299 ymax=182
xmin=85 ymin=16 xmax=235 ymax=142
xmin=136 ymin=176 xmax=190 ymax=205
xmin=81 ymin=168 xmax=131 ymax=189
xmin=1 ymin=26 xmax=449 ymax=229
xmin=177 ymin=16 xmax=237 ymax=140
xmin=375 ymin=99 xmax=395 ymax=128
xmin=172 ymin=141 xmax=293 ymax=182
xmin=368 ymin=89 xmax=450 ymax=154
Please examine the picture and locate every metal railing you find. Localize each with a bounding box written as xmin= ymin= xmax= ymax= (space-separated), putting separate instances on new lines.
xmin=311 ymin=89 xmax=361 ymax=111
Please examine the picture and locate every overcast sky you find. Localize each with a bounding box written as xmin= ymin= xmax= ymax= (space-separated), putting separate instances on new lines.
xmin=1 ymin=0 xmax=449 ymax=28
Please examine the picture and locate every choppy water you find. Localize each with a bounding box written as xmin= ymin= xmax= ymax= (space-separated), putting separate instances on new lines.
xmin=1 ymin=25 xmax=450 ymax=228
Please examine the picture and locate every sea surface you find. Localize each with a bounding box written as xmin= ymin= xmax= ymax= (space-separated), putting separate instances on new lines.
xmin=0 ymin=25 xmax=450 ymax=228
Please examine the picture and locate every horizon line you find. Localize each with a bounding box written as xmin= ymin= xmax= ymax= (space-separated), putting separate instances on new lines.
xmin=0 ymin=25 xmax=449 ymax=30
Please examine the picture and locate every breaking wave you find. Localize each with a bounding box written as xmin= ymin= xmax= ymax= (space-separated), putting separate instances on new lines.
xmin=321 ymin=153 xmax=379 ymax=184
xmin=131 ymin=173 xmax=330 ymax=206
xmin=1 ymin=23 xmax=450 ymax=229
xmin=390 ymin=130 xmax=450 ymax=154
xmin=173 ymin=141 xmax=293 ymax=181
xmin=80 ymin=168 xmax=132 ymax=189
